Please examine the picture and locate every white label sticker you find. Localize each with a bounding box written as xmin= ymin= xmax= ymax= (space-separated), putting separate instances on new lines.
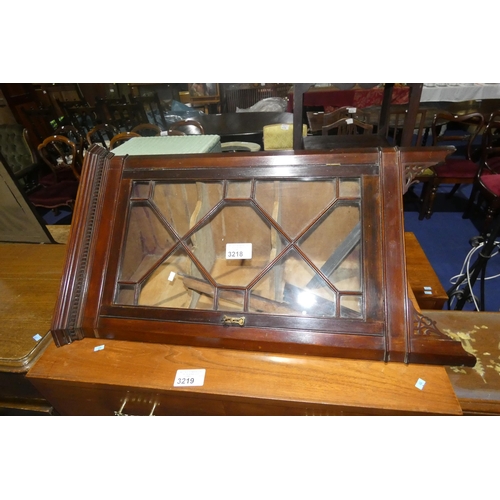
xmin=33 ymin=334 xmax=42 ymax=342
xmin=424 ymin=291 xmax=433 ymax=295
xmin=94 ymin=345 xmax=105 ymax=352
xmin=168 ymin=271 xmax=176 ymax=282
xmin=174 ymin=369 xmax=206 ymax=387
xmin=347 ymin=107 xmax=356 ymax=113
xmin=346 ymin=118 xmax=354 ymax=124
xmin=226 ymin=243 xmax=252 ymax=260
xmin=424 ymin=286 xmax=432 ymax=290
xmin=280 ymin=124 xmax=289 ymax=130
xmin=415 ymin=378 xmax=426 ymax=390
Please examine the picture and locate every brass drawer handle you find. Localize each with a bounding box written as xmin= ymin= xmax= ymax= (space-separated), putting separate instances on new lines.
xmin=115 ymin=400 xmax=157 ymax=416
xmin=222 ymin=315 xmax=245 ymax=327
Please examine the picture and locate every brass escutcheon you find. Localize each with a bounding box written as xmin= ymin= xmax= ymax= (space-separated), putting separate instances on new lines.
xmin=221 ymin=315 xmax=245 ymax=327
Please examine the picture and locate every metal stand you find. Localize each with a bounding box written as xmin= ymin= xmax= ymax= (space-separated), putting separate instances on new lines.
xmin=447 ymin=213 xmax=500 ymax=310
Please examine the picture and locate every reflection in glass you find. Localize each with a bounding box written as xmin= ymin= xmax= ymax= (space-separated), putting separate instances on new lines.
xmin=139 ymin=247 xmax=208 ymax=309
xmin=250 ymin=248 xmax=337 ymax=316
xmin=298 ymin=202 xmax=361 ymax=292
xmin=120 ymin=203 xmax=177 ymax=282
xmin=116 ymin=177 xmax=365 ymax=319
xmin=192 ymin=205 xmax=287 ymax=286
xmin=255 ymin=180 xmax=337 ymax=238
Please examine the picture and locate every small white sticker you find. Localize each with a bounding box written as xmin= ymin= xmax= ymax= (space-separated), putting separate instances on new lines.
xmin=226 ymin=243 xmax=252 ymax=260
xmin=424 ymin=286 xmax=432 ymax=290
xmin=174 ymin=369 xmax=206 ymax=387
xmin=280 ymin=124 xmax=289 ymax=130
xmin=415 ymin=378 xmax=426 ymax=390
xmin=33 ymin=334 xmax=42 ymax=342
xmin=168 ymin=271 xmax=176 ymax=282
xmin=347 ymin=107 xmax=356 ymax=113
xmin=346 ymin=118 xmax=354 ymax=124
xmin=94 ymin=345 xmax=105 ymax=352
xmin=424 ymin=291 xmax=433 ymax=295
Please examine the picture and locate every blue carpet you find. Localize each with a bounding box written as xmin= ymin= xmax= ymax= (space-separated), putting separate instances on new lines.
xmin=39 ymin=207 xmax=73 ymax=225
xmin=404 ymin=183 xmax=500 ymax=312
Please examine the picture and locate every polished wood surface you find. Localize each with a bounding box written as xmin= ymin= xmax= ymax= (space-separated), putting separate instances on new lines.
xmin=404 ymin=232 xmax=448 ymax=309
xmin=426 ymin=311 xmax=500 ymax=415
xmin=0 ymin=242 xmax=68 ymax=372
xmin=195 ymin=112 xmax=293 ymax=140
xmin=49 ymin=146 xmax=471 ymax=366
xmin=303 ymin=134 xmax=390 ymax=150
xmin=27 ymin=335 xmax=462 ymax=415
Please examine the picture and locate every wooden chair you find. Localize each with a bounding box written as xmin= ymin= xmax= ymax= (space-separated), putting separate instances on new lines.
xmin=27 ymin=136 xmax=80 ymax=212
xmin=129 ymin=93 xmax=169 ymax=130
xmin=322 ymin=117 xmax=374 ymax=136
xmin=37 ymin=135 xmax=81 ymax=182
xmin=86 ymin=124 xmax=120 ymax=150
xmin=54 ymin=124 xmax=86 ymax=171
xmin=463 ymin=110 xmax=500 ymax=232
xmin=21 ymin=105 xmax=62 ymax=146
xmin=109 ymin=132 xmax=140 ymax=150
xmin=307 ymin=106 xmax=360 ymax=135
xmin=131 ymin=123 xmax=161 ymax=137
xmin=384 ymin=105 xmax=429 ymax=146
xmin=99 ymin=99 xmax=147 ymax=132
xmin=419 ymin=112 xmax=484 ymax=220
xmin=65 ymin=105 xmax=100 ymax=138
xmin=168 ymin=119 xmax=205 ymax=135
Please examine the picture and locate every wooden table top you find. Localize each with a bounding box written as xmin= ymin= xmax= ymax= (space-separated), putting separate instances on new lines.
xmin=28 ymin=335 xmax=462 ymax=415
xmin=196 ymin=112 xmax=293 ymax=138
xmin=426 ymin=310 xmax=500 ymax=415
xmin=404 ymin=232 xmax=448 ymax=310
xmin=0 ymin=242 xmax=67 ymax=372
xmin=303 ymin=134 xmax=390 ymax=150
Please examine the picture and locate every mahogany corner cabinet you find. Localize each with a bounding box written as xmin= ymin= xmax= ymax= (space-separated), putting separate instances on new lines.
xmin=50 ymin=142 xmax=475 ymax=367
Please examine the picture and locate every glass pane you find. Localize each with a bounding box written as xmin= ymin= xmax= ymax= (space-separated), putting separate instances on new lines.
xmin=226 ymin=181 xmax=252 ymax=199
xmin=131 ymin=181 xmax=151 ymax=199
xmin=120 ymin=203 xmax=177 ymax=282
xmin=152 ymin=181 xmax=224 ymax=237
xmin=255 ymin=180 xmax=337 ymax=238
xmin=139 ymin=247 xmax=211 ymax=309
xmin=218 ymin=289 xmax=245 ymax=312
xmin=115 ymin=285 xmax=136 ymax=305
xmin=250 ymin=248 xmax=338 ymax=317
xmin=190 ymin=204 xmax=287 ymax=286
xmin=339 ymin=178 xmax=360 ymax=198
xmin=340 ymin=295 xmax=363 ymax=319
xmin=298 ymin=203 xmax=361 ymax=293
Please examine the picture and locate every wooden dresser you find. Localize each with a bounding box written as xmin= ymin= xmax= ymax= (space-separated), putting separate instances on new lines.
xmin=27 ymin=335 xmax=462 ymax=416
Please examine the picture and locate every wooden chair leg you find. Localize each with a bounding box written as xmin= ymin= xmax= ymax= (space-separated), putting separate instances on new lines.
xmin=418 ymin=179 xmax=436 ymax=220
xmin=447 ymin=183 xmax=461 ymax=198
xmin=463 ymin=183 xmax=479 ymax=219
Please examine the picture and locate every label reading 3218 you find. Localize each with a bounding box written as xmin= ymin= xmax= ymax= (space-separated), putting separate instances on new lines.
xmin=226 ymin=243 xmax=252 ymax=260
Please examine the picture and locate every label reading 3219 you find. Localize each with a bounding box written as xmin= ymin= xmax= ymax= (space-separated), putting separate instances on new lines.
xmin=173 ymin=369 xmax=206 ymax=387
xmin=226 ymin=243 xmax=252 ymax=260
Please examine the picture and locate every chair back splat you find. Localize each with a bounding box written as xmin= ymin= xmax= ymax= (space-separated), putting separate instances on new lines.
xmin=418 ymin=111 xmax=484 ymax=220
xmin=322 ymin=117 xmax=373 ymax=136
xmin=86 ymin=124 xmax=120 ymax=150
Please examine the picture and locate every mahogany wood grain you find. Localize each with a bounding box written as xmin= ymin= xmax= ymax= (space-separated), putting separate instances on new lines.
xmin=27 ymin=336 xmax=462 ymax=416
xmin=404 ymin=232 xmax=448 ymax=310
xmin=48 ymin=146 xmax=473 ymax=367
